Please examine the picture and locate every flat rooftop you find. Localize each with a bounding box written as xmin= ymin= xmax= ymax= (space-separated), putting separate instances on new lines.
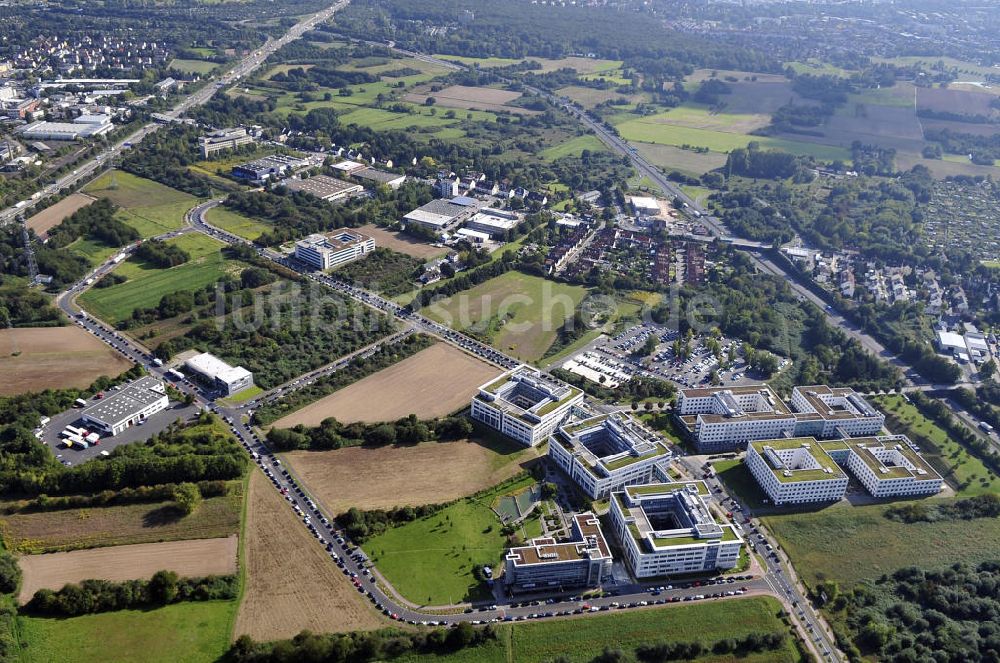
xmin=506 ymin=513 xmax=610 ymax=566
xmin=616 ymin=481 xmax=740 ymax=551
xmin=826 ymin=436 xmax=942 ymax=481
xmin=477 ymin=365 xmax=581 ymax=423
xmin=792 ymin=385 xmax=882 ymax=422
xmin=281 ymin=174 xmax=361 ymax=199
xmin=185 ymin=352 xmax=252 ymax=384
xmin=297 ymin=229 xmax=373 ymax=252
xmin=353 ymin=167 xmax=404 ymax=184
xmin=82 ymin=376 xmax=165 ymax=425
xmin=558 ymin=413 xmax=670 ymax=473
xmin=751 ymin=437 xmax=847 ymax=483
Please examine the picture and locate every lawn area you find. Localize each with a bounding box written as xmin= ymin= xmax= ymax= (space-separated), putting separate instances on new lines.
xmin=204 ymin=206 xmax=271 ymax=241
xmin=18 ymin=600 xmax=236 ymax=663
xmin=422 ymin=271 xmax=589 ymax=362
xmin=713 ymin=460 xmax=771 ymax=512
xmin=83 ymin=170 xmax=199 ymax=238
xmin=169 ymin=58 xmax=219 ymax=75
xmin=540 ymin=134 xmax=609 ymax=160
xmin=875 ymin=394 xmax=999 ymax=495
xmin=68 ymin=236 xmax=119 ymax=267
xmin=78 ymin=233 xmax=239 ymax=323
xmin=394 ymin=597 xmax=798 ymax=663
xmin=366 ymin=476 xmax=534 ymax=606
xmin=762 ymin=499 xmax=1000 ymax=590
xmin=783 ymin=60 xmax=853 ymax=78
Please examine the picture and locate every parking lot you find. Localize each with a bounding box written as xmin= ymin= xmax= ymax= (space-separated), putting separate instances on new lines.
xmin=38 ymin=399 xmax=201 ymax=466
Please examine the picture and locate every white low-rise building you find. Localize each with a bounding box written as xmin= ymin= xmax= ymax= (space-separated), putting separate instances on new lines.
xmin=676 ymin=385 xmax=796 ymax=452
xmin=503 ymin=513 xmax=612 ymax=593
xmin=610 ymin=482 xmax=743 ymax=578
xmin=789 ymin=385 xmax=884 ymax=438
xmin=81 ymin=376 xmax=169 ymax=436
xmin=184 ymin=352 xmax=254 ymax=396
xmin=471 ymin=365 xmax=584 ymax=447
xmin=294 ymin=230 xmax=374 ymax=270
xmin=745 ymin=438 xmax=849 ymax=506
xmin=549 ymin=414 xmax=672 ymax=499
xmin=829 ymin=436 xmax=944 ymax=499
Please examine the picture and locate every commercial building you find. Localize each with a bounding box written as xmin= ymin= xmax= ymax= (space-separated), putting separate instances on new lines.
xmin=745 ymin=438 xmax=849 ymax=506
xmin=503 ymin=513 xmax=612 ymax=593
xmin=403 ymin=197 xmax=478 ymax=234
xmin=232 ymin=154 xmax=308 ymax=183
xmin=81 ymin=376 xmax=169 ymax=436
xmin=281 ymin=174 xmax=363 ymax=202
xmin=610 ymin=482 xmax=743 ymax=578
xmin=16 ymin=118 xmax=113 ymax=141
xmin=549 ymin=414 xmax=672 ymax=499
xmin=465 ymin=208 xmax=522 ymax=238
xmin=630 ymin=196 xmax=660 ymax=217
xmin=676 ymin=385 xmax=796 ymax=452
xmin=471 ymin=365 xmax=584 ymax=447
xmin=330 ymin=159 xmax=366 ymax=175
xmin=198 ymin=127 xmax=253 ymax=158
xmin=746 ymin=435 xmax=943 ymax=504
xmin=351 ymin=167 xmax=406 ymax=190
xmin=294 ymin=230 xmax=375 ymax=270
xmin=455 ymin=227 xmax=491 ymax=244
xmin=676 ymin=385 xmax=886 ymax=452
xmin=184 ymin=352 xmax=254 ymax=396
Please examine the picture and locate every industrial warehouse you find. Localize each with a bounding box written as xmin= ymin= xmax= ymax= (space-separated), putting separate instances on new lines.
xmin=184 ymin=352 xmax=254 ymax=396
xmin=80 ymin=376 xmax=169 ymax=436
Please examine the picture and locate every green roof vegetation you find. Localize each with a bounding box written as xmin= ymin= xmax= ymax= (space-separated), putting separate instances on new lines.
xmin=563 ymin=415 xmax=609 ymax=435
xmin=483 ymin=376 xmax=510 ymax=394
xmin=602 ymin=444 xmax=670 ymax=470
xmin=535 ymin=385 xmax=582 ymax=416
xmin=625 ymin=481 xmax=709 ymax=497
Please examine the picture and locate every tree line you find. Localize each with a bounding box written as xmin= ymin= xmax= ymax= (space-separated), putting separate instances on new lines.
xmin=265 ymin=414 xmax=475 ymax=452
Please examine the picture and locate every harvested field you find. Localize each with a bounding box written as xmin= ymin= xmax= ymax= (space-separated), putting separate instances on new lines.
xmin=357 ymin=223 xmax=446 ymax=259
xmin=920 ymin=118 xmax=1000 ymax=137
xmin=404 ymin=84 xmax=536 ymax=114
xmin=634 ymin=143 xmax=727 ymax=176
xmin=272 ymin=343 xmax=501 ymax=427
xmin=235 ymin=471 xmax=386 ymax=639
xmin=556 ymin=85 xmax=648 ymax=109
xmin=686 ymin=69 xmax=787 ymax=84
xmin=283 ymin=437 xmax=539 ymax=515
xmin=531 ymin=56 xmax=622 ymax=75
xmin=26 ymin=193 xmax=96 ymax=237
xmin=0 ymin=327 xmax=133 ymax=395
xmin=0 ymin=493 xmax=242 ymax=554
xmin=917 ymin=86 xmax=997 ymax=116
xmin=18 ymin=536 xmax=237 ymax=604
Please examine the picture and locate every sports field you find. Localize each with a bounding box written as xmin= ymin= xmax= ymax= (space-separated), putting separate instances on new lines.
xmin=25 ymin=193 xmax=97 ymax=237
xmin=235 ymin=471 xmax=386 ymax=640
xmin=0 ymin=492 xmax=242 ymax=554
xmin=423 ymin=271 xmax=589 ymax=361
xmin=0 ymin=327 xmax=133 ymax=395
xmin=18 ymin=536 xmax=238 ymax=604
xmin=78 ymin=233 xmax=237 ymax=323
xmin=393 ymin=597 xmax=798 ymax=663
xmin=204 ymin=206 xmax=271 ymax=241
xmin=357 ymin=224 xmax=446 ymax=259
xmin=83 ymin=170 xmax=199 ymax=238
xmin=282 ymin=436 xmax=539 ymax=515
xmin=271 ymin=343 xmax=501 ymax=427
xmin=19 ymin=600 xmax=235 ymax=663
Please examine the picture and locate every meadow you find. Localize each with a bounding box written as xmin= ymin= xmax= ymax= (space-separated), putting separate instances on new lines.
xmin=540 ymin=134 xmax=609 ymax=160
xmin=394 ymin=597 xmax=799 ymax=663
xmin=169 ymin=58 xmax=219 ymax=75
xmin=423 ymin=271 xmax=589 ymax=361
xmin=83 ymin=170 xmax=199 ymax=238
xmin=203 ymin=206 xmax=272 ymax=241
xmin=78 ymin=233 xmax=238 ymax=323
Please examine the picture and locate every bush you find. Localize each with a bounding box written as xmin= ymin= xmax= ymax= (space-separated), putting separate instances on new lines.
xmin=0 ymin=553 xmax=20 ymax=595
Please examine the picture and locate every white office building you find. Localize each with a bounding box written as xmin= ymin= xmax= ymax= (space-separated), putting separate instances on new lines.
xmin=184 ymin=352 xmax=254 ymax=396
xmin=610 ymin=482 xmax=743 ymax=578
xmin=745 ymin=438 xmax=849 ymax=506
xmin=471 ymin=365 xmax=584 ymax=447
xmin=294 ymin=230 xmax=375 ymax=270
xmin=503 ymin=513 xmax=612 ymax=593
xmin=676 ymin=386 xmax=797 ymax=452
xmin=81 ymin=376 xmax=169 ymax=436
xmin=549 ymin=414 xmax=672 ymax=499
xmin=465 ymin=208 xmax=522 ymax=238
xmin=828 ymin=437 xmax=944 ymax=499
xmin=789 ymin=386 xmax=885 ymax=438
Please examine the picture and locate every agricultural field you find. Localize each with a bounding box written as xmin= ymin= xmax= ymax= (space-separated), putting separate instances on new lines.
xmin=0 ymin=326 xmax=133 ymax=396
xmin=168 ymin=58 xmax=219 ymax=75
xmin=78 ymin=233 xmax=238 ymax=323
xmin=423 ymin=271 xmax=589 ymax=361
xmin=366 ymin=476 xmax=535 ymax=605
xmin=635 ymin=105 xmax=773 ymax=135
xmin=235 ymin=471 xmax=386 ymax=640
xmin=19 ymin=600 xmax=236 ymax=663
xmin=429 ymin=54 xmax=522 ymax=69
xmin=540 ymin=134 xmax=609 ymax=160
xmin=357 ymin=223 xmax=446 ymax=259
xmin=393 ymin=597 xmax=798 ymax=663
xmin=762 ymin=500 xmax=1000 ymax=590
xmin=271 ymin=343 xmax=501 ymax=427
xmin=917 ymin=85 xmax=998 ymax=116
xmin=83 ymin=170 xmax=199 ymax=238
xmin=18 ymin=536 xmax=238 ymax=604
xmin=532 ymin=56 xmax=624 ymax=75
xmin=0 ymin=492 xmax=242 ymax=554
xmin=282 ymin=435 xmax=540 ymax=514
xmin=634 ymin=142 xmax=727 ymax=177
xmin=25 ymin=193 xmax=97 ymax=237
xmin=685 ymin=69 xmax=788 ymax=84
xmin=203 ymin=205 xmax=272 ymax=241
xmin=556 ymin=85 xmax=649 ymax=109
xmin=404 ymin=85 xmax=536 ymax=115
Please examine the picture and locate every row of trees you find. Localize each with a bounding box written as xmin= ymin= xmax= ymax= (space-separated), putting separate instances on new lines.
xmin=265 ymin=414 xmax=475 ymax=452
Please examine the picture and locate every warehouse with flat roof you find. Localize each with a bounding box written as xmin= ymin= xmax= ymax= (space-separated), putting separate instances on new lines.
xmin=184 ymin=352 xmax=254 ymax=396
xmin=81 ymin=376 xmax=169 ymax=436
xmin=281 ymin=174 xmax=363 ymax=202
xmin=403 ymin=198 xmax=478 ymax=234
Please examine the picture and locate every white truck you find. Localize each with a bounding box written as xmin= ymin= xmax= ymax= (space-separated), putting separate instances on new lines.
xmin=979 ymin=421 xmax=995 ymax=433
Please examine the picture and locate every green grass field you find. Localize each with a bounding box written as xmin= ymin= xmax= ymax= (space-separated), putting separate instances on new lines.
xmin=430 ymin=54 xmax=523 ymax=68
xmin=79 ymin=233 xmax=238 ymax=323
xmin=540 ymin=134 xmax=609 ymax=160
xmin=875 ymin=395 xmax=999 ymax=495
xmin=84 ymin=171 xmax=199 ymax=238
xmin=784 ymin=60 xmax=853 ymax=78
xmin=394 ymin=597 xmax=798 ymax=663
xmin=423 ymin=271 xmax=589 ymax=362
xmin=68 ymin=236 xmax=119 ymax=267
xmin=18 ymin=601 xmax=236 ymax=663
xmin=204 ymin=206 xmax=271 ymax=241
xmin=367 ymin=477 xmax=534 ymax=605
xmin=169 ymin=58 xmax=219 ymax=75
